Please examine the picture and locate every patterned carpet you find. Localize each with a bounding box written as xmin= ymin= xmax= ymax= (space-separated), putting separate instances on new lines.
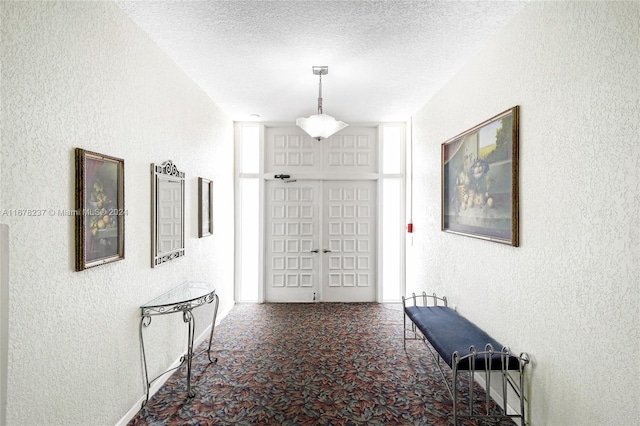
xmin=128 ymin=303 xmax=514 ymax=425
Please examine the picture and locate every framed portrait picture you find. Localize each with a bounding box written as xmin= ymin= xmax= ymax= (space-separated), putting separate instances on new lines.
xmin=198 ymin=177 xmax=213 ymax=238
xmin=441 ymin=106 xmax=519 ymax=246
xmin=75 ymin=148 xmax=125 ymax=271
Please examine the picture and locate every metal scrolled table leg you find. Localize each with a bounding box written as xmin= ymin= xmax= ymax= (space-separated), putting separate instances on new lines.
xmin=206 ymin=293 xmax=219 ymax=363
xmin=183 ymin=309 xmax=196 ymax=398
xmin=139 ymin=314 xmax=152 ymax=407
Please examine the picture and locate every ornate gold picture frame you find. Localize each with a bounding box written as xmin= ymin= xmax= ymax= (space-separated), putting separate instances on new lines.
xmin=441 ymin=106 xmax=519 ymax=246
xmin=75 ymin=148 xmax=125 ymax=271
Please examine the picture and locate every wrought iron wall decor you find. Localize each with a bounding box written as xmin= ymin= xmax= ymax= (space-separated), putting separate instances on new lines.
xmin=151 ymin=160 xmax=185 ymax=267
xmin=198 ymin=177 xmax=213 ymax=238
xmin=441 ymin=106 xmax=520 ymax=246
xmin=75 ymin=148 xmax=125 ymax=271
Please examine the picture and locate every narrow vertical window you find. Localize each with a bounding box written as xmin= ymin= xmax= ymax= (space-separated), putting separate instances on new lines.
xmin=383 ymin=125 xmax=402 ymax=174
xmin=237 ymin=124 xmax=261 ymax=302
xmin=380 ymin=124 xmax=404 ymax=302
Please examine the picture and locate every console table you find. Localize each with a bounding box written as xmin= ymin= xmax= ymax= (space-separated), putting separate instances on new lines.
xmin=139 ymin=281 xmax=218 ymax=407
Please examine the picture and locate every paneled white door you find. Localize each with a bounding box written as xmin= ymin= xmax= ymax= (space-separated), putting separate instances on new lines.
xmin=265 ymin=181 xmax=321 ymax=302
xmin=264 ymin=180 xmax=376 ymax=302
xmin=322 ymin=181 xmax=376 ymax=302
xmin=263 ymin=125 xmax=378 ymax=303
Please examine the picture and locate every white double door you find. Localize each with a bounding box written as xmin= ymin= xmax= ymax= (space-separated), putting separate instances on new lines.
xmin=265 ymin=179 xmax=376 ymax=302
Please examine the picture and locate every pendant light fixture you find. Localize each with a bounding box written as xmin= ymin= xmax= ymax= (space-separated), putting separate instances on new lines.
xmin=296 ymin=66 xmax=348 ymax=141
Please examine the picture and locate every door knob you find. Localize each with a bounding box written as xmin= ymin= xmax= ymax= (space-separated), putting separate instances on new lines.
xmin=309 ymin=249 xmax=319 ymax=253
xmin=323 ymin=249 xmax=332 ymax=253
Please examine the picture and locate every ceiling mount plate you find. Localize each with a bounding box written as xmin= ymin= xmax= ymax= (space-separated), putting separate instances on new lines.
xmin=312 ymin=66 xmax=328 ymax=76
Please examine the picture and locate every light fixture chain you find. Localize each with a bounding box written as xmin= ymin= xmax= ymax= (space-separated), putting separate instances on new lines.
xmin=317 ymin=72 xmax=323 ymax=115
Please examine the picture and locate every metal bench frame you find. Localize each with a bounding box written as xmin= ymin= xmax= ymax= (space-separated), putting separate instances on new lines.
xmin=403 ymin=292 xmax=530 ymax=425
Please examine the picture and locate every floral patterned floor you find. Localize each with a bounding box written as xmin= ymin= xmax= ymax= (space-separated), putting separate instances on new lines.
xmin=129 ymin=303 xmax=515 ymax=425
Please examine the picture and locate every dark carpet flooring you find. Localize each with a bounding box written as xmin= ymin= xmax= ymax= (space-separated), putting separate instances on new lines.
xmin=128 ymin=303 xmax=514 ymax=425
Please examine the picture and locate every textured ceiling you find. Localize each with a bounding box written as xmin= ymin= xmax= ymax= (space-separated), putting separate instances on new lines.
xmin=115 ymin=0 xmax=528 ymax=123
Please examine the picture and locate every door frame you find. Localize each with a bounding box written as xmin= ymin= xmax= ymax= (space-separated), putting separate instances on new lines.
xmin=234 ymin=122 xmax=406 ymax=304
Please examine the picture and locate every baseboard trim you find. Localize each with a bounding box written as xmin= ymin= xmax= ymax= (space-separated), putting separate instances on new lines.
xmin=0 ymin=225 xmax=9 ymax=426
xmin=115 ymin=301 xmax=234 ymax=426
xmin=473 ymin=371 xmax=522 ymax=419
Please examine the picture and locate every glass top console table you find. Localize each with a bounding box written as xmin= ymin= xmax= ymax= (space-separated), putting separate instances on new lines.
xmin=139 ymin=281 xmax=219 ymax=407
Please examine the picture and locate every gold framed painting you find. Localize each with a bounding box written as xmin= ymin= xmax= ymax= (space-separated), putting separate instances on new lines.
xmin=441 ymin=106 xmax=519 ymax=246
xmin=75 ymin=148 xmax=125 ymax=270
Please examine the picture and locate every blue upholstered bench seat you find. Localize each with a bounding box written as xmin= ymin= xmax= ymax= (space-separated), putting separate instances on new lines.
xmin=404 ymin=305 xmax=520 ymax=371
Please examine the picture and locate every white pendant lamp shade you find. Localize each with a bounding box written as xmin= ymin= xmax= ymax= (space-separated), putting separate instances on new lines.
xmin=296 ymin=66 xmax=348 ymax=140
xmin=296 ymin=114 xmax=348 ymax=140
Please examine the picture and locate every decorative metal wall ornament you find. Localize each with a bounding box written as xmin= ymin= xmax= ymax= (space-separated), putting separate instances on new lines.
xmin=75 ymin=148 xmax=125 ymax=271
xmin=151 ymin=160 xmax=185 ymax=267
xmin=441 ymin=106 xmax=520 ymax=246
xmin=156 ymin=160 xmax=184 ymax=178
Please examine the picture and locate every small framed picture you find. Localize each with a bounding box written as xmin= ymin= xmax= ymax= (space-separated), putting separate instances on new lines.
xmin=198 ymin=177 xmax=213 ymax=238
xmin=75 ymin=148 xmax=125 ymax=271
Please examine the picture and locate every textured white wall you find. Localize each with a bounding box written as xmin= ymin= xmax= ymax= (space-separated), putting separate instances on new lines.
xmin=1 ymin=1 xmax=234 ymax=424
xmin=408 ymin=1 xmax=639 ymax=425
xmin=0 ymin=225 xmax=8 ymax=426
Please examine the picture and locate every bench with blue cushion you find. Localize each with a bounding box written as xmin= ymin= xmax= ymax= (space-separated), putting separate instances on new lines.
xmin=403 ymin=292 xmax=530 ymax=426
xmin=404 ymin=304 xmax=522 ymax=370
